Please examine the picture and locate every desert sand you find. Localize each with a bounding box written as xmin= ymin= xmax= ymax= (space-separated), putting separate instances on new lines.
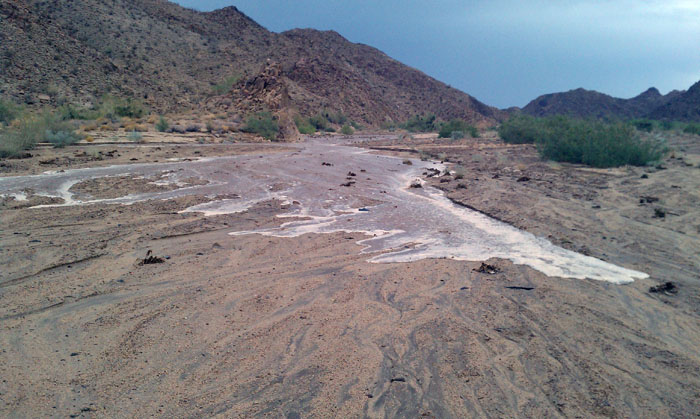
xmin=1 ymin=134 xmax=699 ymax=418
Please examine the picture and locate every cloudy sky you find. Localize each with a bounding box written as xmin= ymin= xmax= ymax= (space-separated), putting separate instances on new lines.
xmin=174 ymin=0 xmax=700 ymax=108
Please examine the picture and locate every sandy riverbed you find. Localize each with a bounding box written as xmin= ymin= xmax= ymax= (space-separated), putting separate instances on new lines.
xmin=1 ymin=134 xmax=699 ymax=417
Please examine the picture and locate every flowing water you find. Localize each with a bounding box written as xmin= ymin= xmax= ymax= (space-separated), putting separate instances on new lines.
xmin=0 ymin=138 xmax=648 ymax=283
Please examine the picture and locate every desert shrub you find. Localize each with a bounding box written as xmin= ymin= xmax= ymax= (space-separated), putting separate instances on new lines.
xmin=0 ymin=98 xmax=21 ymax=126
xmin=114 ymin=98 xmax=146 ymax=118
xmin=242 ymin=112 xmax=279 ymax=140
xmin=321 ymin=109 xmax=347 ymax=125
xmin=659 ymin=120 xmax=675 ymax=131
xmin=401 ymin=114 xmax=436 ymax=132
xmin=156 ymin=116 xmax=169 ymax=132
xmin=631 ymin=119 xmax=655 ymax=133
xmin=539 ymin=117 xmax=666 ymax=167
xmin=41 ymin=112 xmax=82 ymax=147
xmin=212 ymin=74 xmax=241 ymax=94
xmin=350 ymin=121 xmax=363 ymax=130
xmin=0 ymin=111 xmax=81 ymax=155
xmin=57 ymin=104 xmax=101 ymax=121
xmin=128 ymin=130 xmax=143 ymax=143
xmin=308 ymin=113 xmax=329 ymax=131
xmin=324 ymin=126 xmax=336 ymax=133
xmin=450 ymin=131 xmax=464 ymax=140
xmin=341 ymin=124 xmax=354 ymax=135
xmin=45 ymin=129 xmax=82 ymax=148
xmin=380 ymin=120 xmax=397 ymax=131
xmin=96 ymin=96 xmax=148 ymax=120
xmin=500 ymin=115 xmax=667 ymax=167
xmin=498 ymin=114 xmax=542 ymax=144
xmin=683 ymin=123 xmax=700 ymax=135
xmin=294 ymin=116 xmax=316 ymax=134
xmin=0 ymin=132 xmax=28 ymax=158
xmin=439 ymin=119 xmax=478 ymax=138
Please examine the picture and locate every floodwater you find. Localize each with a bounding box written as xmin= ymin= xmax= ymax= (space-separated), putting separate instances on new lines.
xmin=0 ymin=138 xmax=648 ymax=283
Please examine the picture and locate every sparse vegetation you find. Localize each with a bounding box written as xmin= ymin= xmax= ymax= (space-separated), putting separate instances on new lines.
xmin=212 ymin=74 xmax=241 ymax=94
xmin=630 ymin=119 xmax=655 ymax=133
xmin=114 ymin=98 xmax=146 ymax=118
xmin=128 ymin=130 xmax=144 ymax=143
xmin=308 ymin=113 xmax=330 ymax=131
xmin=401 ymin=114 xmax=436 ymax=132
xmin=294 ymin=115 xmax=316 ymax=134
xmin=341 ymin=124 xmax=354 ymax=135
xmin=0 ymin=111 xmax=82 ymax=156
xmin=0 ymin=98 xmax=21 ymax=126
xmin=242 ymin=112 xmax=279 ymax=140
xmin=45 ymin=129 xmax=82 ymax=148
xmin=683 ymin=123 xmax=700 ymax=135
xmin=320 ymin=109 xmax=348 ymax=125
xmin=499 ymin=115 xmax=668 ymax=168
xmin=439 ymin=119 xmax=479 ymax=138
xmin=156 ymin=116 xmax=169 ymax=132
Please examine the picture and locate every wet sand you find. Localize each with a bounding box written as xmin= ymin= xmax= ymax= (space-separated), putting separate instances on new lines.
xmin=1 ymin=136 xmax=699 ymax=417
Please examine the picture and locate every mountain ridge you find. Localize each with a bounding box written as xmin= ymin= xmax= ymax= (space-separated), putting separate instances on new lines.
xmin=519 ymin=84 xmax=694 ymax=121
xmin=0 ymin=0 xmax=499 ymax=126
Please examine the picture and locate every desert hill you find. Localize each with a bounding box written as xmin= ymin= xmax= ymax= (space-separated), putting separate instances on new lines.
xmin=520 ymin=86 xmax=685 ymax=120
xmin=649 ymin=80 xmax=700 ymax=122
xmin=0 ymin=0 xmax=499 ymax=126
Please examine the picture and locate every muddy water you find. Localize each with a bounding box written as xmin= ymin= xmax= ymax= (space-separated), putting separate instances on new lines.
xmin=0 ymin=138 xmax=647 ymax=283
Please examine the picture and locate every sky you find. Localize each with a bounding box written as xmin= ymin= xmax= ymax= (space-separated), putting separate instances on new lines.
xmin=174 ymin=0 xmax=700 ymax=108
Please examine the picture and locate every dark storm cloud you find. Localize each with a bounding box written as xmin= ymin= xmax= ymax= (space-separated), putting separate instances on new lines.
xmin=175 ymin=0 xmax=700 ymax=108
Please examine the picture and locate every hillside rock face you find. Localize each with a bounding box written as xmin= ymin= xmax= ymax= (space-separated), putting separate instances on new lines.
xmin=521 ymin=85 xmax=692 ymax=121
xmin=0 ymin=0 xmax=499 ymax=127
xmin=649 ymin=81 xmax=700 ymax=122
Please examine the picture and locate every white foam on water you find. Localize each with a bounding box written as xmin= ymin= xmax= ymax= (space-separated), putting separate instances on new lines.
xmin=0 ymin=139 xmax=648 ymax=283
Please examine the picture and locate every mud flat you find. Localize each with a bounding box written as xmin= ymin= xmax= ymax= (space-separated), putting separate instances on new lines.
xmin=1 ymin=136 xmax=699 ymax=417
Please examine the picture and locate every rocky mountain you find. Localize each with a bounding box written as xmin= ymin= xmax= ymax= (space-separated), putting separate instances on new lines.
xmin=0 ymin=0 xmax=499 ymax=126
xmin=649 ymin=80 xmax=700 ymax=122
xmin=521 ymin=86 xmax=684 ymax=120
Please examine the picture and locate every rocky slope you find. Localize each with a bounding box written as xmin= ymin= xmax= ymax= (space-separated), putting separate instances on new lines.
xmin=0 ymin=0 xmax=499 ymax=126
xmin=521 ymin=86 xmax=685 ymax=120
xmin=649 ymin=80 xmax=700 ymax=122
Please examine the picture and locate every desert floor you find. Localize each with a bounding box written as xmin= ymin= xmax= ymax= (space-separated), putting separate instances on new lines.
xmin=1 ymin=133 xmax=699 ymax=418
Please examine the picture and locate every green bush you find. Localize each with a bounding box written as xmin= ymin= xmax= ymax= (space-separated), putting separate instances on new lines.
xmin=498 ymin=114 xmax=543 ymax=144
xmin=631 ymin=119 xmax=655 ymax=133
xmin=212 ymin=74 xmax=241 ymax=94
xmin=401 ymin=114 xmax=436 ymax=132
xmin=294 ymin=116 xmax=316 ymax=134
xmin=114 ymin=99 xmax=146 ymax=118
xmin=499 ymin=115 xmax=667 ymax=168
xmin=341 ymin=124 xmax=354 ymax=135
xmin=0 ymin=98 xmax=21 ymax=126
xmin=683 ymin=123 xmax=700 ymax=135
xmin=156 ymin=116 xmax=169 ymax=132
xmin=322 ymin=109 xmax=347 ymax=125
xmin=57 ymin=104 xmax=101 ymax=121
xmin=45 ymin=129 xmax=82 ymax=148
xmin=659 ymin=120 xmax=675 ymax=131
xmin=450 ymin=131 xmax=464 ymax=140
xmin=439 ymin=119 xmax=478 ymax=138
xmin=380 ymin=120 xmax=397 ymax=131
xmin=128 ymin=130 xmax=144 ymax=143
xmin=242 ymin=112 xmax=279 ymax=140
xmin=0 ymin=111 xmax=82 ymax=156
xmin=309 ymin=113 xmax=329 ymax=131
